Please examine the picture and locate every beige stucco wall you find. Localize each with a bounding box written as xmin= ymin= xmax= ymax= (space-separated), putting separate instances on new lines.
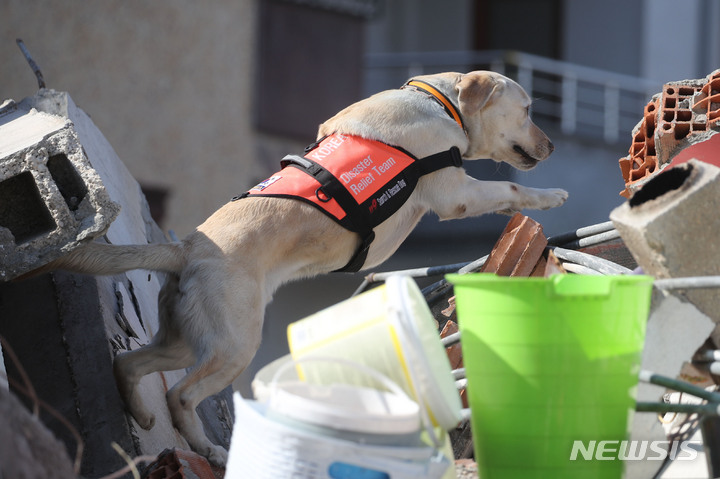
xmin=1 ymin=0 xmax=260 ymax=237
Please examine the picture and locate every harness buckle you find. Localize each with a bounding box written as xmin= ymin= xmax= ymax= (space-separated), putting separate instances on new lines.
xmin=315 ymin=186 xmax=331 ymax=203
xmin=449 ymin=146 xmax=463 ymax=167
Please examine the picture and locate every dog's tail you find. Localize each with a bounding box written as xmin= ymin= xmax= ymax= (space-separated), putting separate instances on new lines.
xmin=16 ymin=241 xmax=186 ymax=280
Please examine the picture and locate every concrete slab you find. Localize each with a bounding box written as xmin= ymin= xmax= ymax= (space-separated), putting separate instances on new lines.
xmin=0 ymin=94 xmax=120 ymax=281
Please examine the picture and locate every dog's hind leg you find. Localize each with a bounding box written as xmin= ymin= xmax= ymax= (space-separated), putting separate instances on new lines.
xmin=114 ymin=335 xmax=196 ymax=429
xmin=164 ymin=265 xmax=266 ymax=466
xmin=166 ymin=351 xmax=254 ymax=466
xmin=114 ymin=274 xmax=196 ymax=430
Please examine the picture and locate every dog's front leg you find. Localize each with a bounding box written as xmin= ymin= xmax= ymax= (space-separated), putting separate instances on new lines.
xmin=430 ymin=171 xmax=568 ymax=220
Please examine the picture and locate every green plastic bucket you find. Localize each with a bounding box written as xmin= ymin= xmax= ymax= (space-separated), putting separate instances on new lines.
xmin=446 ymin=273 xmax=653 ymax=479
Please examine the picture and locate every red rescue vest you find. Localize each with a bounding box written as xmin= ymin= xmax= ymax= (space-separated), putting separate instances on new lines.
xmin=235 ymin=134 xmax=462 ymax=272
xmin=234 ymin=78 xmax=467 ymax=271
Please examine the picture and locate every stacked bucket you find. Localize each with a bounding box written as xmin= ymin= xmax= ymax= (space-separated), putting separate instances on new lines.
xmin=226 ymin=276 xmax=462 ymax=479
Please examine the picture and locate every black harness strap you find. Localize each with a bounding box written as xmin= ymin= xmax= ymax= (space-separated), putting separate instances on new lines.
xmin=414 ymin=146 xmax=463 ymax=174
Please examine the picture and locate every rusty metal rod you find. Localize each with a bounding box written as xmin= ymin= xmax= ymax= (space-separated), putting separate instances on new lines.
xmin=16 ymin=39 xmax=46 ymax=89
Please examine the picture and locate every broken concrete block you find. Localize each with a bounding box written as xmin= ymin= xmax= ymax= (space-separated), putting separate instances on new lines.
xmin=625 ymin=295 xmax=714 ymax=479
xmin=618 ymin=69 xmax=720 ymax=197
xmin=480 ymin=213 xmax=547 ymax=276
xmin=0 ymin=90 xmax=233 ymax=475
xmin=0 ymin=96 xmax=120 ymax=281
xmin=611 ymin=159 xmax=720 ymax=339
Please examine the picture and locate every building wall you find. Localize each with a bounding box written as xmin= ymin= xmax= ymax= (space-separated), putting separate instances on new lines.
xmin=562 ymin=0 xmax=643 ymax=76
xmin=563 ymin=0 xmax=720 ymax=82
xmin=1 ymin=0 xmax=259 ymax=238
xmin=640 ymin=0 xmax=716 ymax=83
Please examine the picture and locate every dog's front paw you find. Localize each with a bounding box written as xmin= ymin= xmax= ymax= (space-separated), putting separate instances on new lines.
xmin=206 ymin=445 xmax=229 ymax=467
xmin=534 ymin=188 xmax=568 ymax=210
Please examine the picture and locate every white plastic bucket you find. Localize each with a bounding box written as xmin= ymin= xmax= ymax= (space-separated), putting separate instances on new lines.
xmin=225 ymin=392 xmax=451 ymax=479
xmin=286 ymin=275 xmax=462 ymax=432
xmin=266 ymin=357 xmax=422 ymax=446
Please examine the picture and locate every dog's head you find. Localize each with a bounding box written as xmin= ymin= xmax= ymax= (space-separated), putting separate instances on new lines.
xmin=413 ymin=71 xmax=554 ymax=170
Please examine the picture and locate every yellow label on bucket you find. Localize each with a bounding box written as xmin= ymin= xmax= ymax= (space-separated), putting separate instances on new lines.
xmin=287 ymin=285 xmax=415 ymax=394
xmin=287 ymin=276 xmax=463 ymax=433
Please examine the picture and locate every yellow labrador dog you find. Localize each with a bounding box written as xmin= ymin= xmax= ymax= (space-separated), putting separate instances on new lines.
xmin=38 ymin=71 xmax=567 ymax=465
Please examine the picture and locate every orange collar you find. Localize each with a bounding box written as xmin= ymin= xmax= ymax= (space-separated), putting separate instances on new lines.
xmin=403 ymin=79 xmax=467 ymax=136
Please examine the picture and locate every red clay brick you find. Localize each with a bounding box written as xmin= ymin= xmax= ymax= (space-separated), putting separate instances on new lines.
xmin=440 ymin=320 xmax=463 ymax=370
xmin=145 ymin=448 xmax=223 ymax=479
xmin=440 ymin=320 xmax=468 ymax=407
xmin=619 ymin=70 xmax=720 ymax=197
xmin=694 ymin=71 xmax=720 ymax=124
xmin=480 ymin=213 xmax=547 ymax=276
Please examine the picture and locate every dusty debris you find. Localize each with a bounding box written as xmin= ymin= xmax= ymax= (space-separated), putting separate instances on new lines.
xmin=142 ymin=448 xmax=224 ymax=479
xmin=454 ymin=458 xmax=478 ymax=479
xmin=0 ymin=385 xmax=77 ymax=479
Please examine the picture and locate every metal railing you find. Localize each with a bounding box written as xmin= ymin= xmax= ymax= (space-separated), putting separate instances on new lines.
xmin=364 ymin=50 xmax=662 ymax=144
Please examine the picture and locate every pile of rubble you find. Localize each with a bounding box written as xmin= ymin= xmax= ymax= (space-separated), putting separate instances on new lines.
xmin=1 ymin=67 xmax=720 ymax=478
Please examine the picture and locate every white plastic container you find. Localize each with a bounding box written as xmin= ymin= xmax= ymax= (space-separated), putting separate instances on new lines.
xmin=225 ymin=392 xmax=450 ymax=479
xmin=266 ymin=357 xmax=423 ymax=446
xmin=286 ymin=275 xmax=462 ymax=433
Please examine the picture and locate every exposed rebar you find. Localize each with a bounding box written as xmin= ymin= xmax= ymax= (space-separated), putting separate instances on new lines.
xmin=441 ymin=331 xmax=461 ymax=347
xmin=352 ymin=261 xmax=471 ymax=296
xmin=547 ymin=220 xmax=616 ymax=246
xmin=636 ymin=401 xmax=720 ymax=416
xmin=639 ymin=370 xmax=720 ymax=403
xmin=558 ymin=229 xmax=621 ymax=250
xmin=654 ymin=276 xmax=720 ymax=291
xmin=552 ymin=247 xmax=633 ymax=275
xmin=16 ymin=39 xmax=46 ymax=89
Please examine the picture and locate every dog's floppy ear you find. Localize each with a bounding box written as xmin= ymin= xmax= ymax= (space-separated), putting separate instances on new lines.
xmin=456 ymin=72 xmax=504 ymax=116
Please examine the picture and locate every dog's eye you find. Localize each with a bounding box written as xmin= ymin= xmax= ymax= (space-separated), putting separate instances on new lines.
xmin=526 ymin=105 xmax=531 ymax=116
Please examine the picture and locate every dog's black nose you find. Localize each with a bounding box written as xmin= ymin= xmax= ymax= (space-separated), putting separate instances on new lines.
xmin=547 ymin=140 xmax=555 ymax=154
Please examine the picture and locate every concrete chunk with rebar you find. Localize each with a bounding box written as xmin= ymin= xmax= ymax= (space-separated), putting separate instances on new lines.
xmin=611 ymin=158 xmax=720 ymax=340
xmin=0 ymin=94 xmax=120 ymax=281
